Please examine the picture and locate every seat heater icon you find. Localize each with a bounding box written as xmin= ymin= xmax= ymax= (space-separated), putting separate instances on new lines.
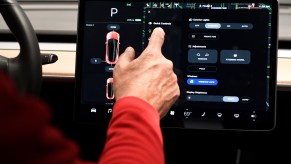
xmin=105 ymin=31 xmax=120 ymax=64
xmin=106 ymin=78 xmax=114 ymax=100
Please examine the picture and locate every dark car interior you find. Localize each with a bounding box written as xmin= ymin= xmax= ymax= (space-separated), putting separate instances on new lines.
xmin=1 ymin=0 xmax=291 ymax=163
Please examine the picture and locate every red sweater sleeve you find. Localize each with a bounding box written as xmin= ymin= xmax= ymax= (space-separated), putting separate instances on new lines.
xmin=98 ymin=97 xmax=165 ymax=164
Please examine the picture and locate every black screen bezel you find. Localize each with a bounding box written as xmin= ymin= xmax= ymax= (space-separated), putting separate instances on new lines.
xmin=74 ymin=0 xmax=278 ymax=131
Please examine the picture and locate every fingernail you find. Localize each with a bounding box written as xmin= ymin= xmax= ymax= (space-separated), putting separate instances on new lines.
xmin=125 ymin=47 xmax=134 ymax=52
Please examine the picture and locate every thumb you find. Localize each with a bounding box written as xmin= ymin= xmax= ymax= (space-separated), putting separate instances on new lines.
xmin=116 ymin=47 xmax=135 ymax=67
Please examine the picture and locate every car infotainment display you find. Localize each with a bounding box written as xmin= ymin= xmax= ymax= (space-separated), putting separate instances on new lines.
xmin=74 ymin=0 xmax=278 ymax=131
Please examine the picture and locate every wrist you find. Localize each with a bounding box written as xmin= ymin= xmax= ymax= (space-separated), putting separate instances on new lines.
xmin=113 ymin=96 xmax=160 ymax=120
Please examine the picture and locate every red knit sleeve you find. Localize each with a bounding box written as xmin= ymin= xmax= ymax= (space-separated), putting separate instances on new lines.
xmin=98 ymin=96 xmax=165 ymax=164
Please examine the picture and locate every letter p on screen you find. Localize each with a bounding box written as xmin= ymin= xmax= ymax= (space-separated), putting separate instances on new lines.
xmin=111 ymin=8 xmax=118 ymax=17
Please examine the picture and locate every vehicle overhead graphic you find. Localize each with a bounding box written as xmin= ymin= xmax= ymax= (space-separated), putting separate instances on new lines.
xmin=105 ymin=31 xmax=120 ymax=64
xmin=106 ymin=77 xmax=114 ymax=100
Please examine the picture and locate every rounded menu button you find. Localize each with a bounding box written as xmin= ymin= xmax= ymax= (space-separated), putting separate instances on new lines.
xmin=223 ymin=96 xmax=239 ymax=103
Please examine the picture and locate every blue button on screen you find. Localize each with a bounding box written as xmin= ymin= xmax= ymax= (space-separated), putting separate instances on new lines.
xmin=187 ymin=78 xmax=218 ymax=86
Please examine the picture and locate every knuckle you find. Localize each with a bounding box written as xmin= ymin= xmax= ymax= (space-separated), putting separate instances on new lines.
xmin=176 ymin=87 xmax=180 ymax=96
xmin=159 ymin=59 xmax=172 ymax=67
xmin=143 ymin=49 xmax=155 ymax=57
xmin=163 ymin=59 xmax=173 ymax=69
xmin=172 ymin=72 xmax=178 ymax=81
xmin=113 ymin=63 xmax=120 ymax=72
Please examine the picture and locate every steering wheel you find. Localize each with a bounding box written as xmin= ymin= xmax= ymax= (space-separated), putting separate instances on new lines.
xmin=0 ymin=0 xmax=42 ymax=96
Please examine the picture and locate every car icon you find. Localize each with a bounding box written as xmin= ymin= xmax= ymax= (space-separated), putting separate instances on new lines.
xmin=106 ymin=78 xmax=114 ymax=100
xmin=90 ymin=108 xmax=97 ymax=113
xmin=105 ymin=31 xmax=120 ymax=64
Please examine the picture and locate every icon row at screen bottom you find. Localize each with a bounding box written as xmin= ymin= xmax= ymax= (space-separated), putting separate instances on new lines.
xmin=168 ymin=109 xmax=257 ymax=121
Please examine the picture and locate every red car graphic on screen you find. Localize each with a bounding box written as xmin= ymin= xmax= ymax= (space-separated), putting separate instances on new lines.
xmin=106 ymin=78 xmax=114 ymax=100
xmin=105 ymin=31 xmax=120 ymax=64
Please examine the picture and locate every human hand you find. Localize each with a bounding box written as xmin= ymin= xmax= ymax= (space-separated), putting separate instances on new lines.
xmin=113 ymin=27 xmax=180 ymax=118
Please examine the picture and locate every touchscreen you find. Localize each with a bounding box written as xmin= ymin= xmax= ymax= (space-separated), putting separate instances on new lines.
xmin=74 ymin=1 xmax=278 ymax=130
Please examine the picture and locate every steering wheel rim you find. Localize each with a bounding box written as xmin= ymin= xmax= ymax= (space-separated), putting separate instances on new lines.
xmin=0 ymin=0 xmax=42 ymax=96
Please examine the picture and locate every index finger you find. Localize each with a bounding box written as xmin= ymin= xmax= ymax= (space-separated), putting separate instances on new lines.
xmin=147 ymin=27 xmax=165 ymax=50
